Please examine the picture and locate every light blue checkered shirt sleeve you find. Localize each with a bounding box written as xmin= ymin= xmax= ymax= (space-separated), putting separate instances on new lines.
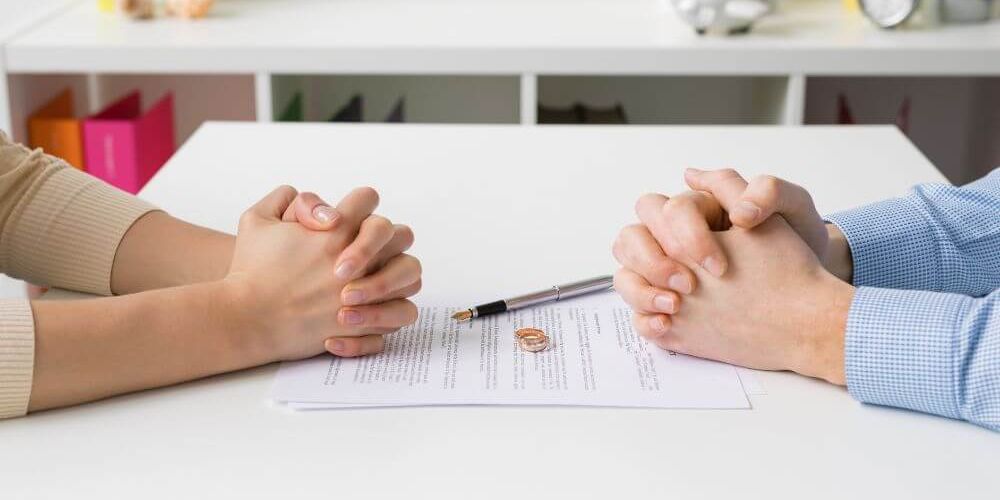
xmin=826 ymin=168 xmax=1000 ymax=431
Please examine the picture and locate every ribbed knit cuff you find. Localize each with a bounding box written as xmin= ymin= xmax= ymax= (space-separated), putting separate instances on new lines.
xmin=2 ymin=168 xmax=157 ymax=296
xmin=0 ymin=300 xmax=35 ymax=419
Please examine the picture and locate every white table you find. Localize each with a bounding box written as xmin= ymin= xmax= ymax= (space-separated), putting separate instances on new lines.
xmin=1 ymin=124 xmax=996 ymax=499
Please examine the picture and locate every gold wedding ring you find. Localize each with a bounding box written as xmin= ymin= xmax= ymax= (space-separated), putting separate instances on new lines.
xmin=515 ymin=328 xmax=549 ymax=352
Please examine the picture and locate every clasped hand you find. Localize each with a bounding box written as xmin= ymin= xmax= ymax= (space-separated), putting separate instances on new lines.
xmin=613 ymin=169 xmax=855 ymax=385
xmin=227 ymin=185 xmax=422 ymax=362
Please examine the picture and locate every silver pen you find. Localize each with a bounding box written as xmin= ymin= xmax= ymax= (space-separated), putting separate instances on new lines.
xmin=451 ymin=275 xmax=614 ymax=322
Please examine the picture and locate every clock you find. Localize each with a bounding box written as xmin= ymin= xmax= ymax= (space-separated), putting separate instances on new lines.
xmin=860 ymin=0 xmax=921 ymax=28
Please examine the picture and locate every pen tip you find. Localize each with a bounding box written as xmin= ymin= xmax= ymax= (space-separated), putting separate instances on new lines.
xmin=452 ymin=310 xmax=473 ymax=322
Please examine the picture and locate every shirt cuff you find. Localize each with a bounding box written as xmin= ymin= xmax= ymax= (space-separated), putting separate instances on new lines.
xmin=1 ymin=168 xmax=157 ymax=296
xmin=826 ymin=197 xmax=940 ymax=290
xmin=845 ymin=286 xmax=969 ymax=421
xmin=0 ymin=300 xmax=34 ymax=419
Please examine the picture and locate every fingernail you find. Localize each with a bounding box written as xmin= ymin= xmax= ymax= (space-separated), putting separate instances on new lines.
xmin=335 ymin=261 xmax=356 ymax=280
xmin=313 ymin=205 xmax=338 ymax=225
xmin=653 ymin=295 xmax=675 ymax=314
xmin=343 ymin=289 xmax=365 ymax=305
xmin=326 ymin=339 xmax=346 ymax=353
xmin=736 ymin=201 xmax=761 ymax=222
xmin=341 ymin=309 xmax=364 ymax=325
xmin=685 ymin=167 xmax=701 ymax=175
xmin=702 ymin=256 xmax=725 ymax=277
xmin=668 ymin=274 xmax=692 ymax=294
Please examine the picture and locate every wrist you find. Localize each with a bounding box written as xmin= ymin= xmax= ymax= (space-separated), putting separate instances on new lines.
xmin=793 ymin=271 xmax=852 ymax=386
xmin=212 ymin=276 xmax=281 ymax=366
xmin=822 ymin=223 xmax=854 ymax=284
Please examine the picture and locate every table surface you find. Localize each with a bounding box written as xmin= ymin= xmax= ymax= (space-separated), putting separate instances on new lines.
xmin=5 ymin=0 xmax=1000 ymax=74
xmin=2 ymin=123 xmax=996 ymax=499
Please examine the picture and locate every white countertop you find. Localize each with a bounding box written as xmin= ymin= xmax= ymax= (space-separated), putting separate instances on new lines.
xmin=6 ymin=0 xmax=1000 ymax=74
xmin=1 ymin=123 xmax=995 ymax=499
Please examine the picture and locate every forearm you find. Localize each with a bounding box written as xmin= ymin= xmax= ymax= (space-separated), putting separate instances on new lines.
xmin=27 ymin=280 xmax=268 ymax=412
xmin=111 ymin=211 xmax=235 ymax=294
xmin=843 ymin=287 xmax=1000 ymax=432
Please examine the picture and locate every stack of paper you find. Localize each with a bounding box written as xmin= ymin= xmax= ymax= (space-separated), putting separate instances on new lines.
xmin=272 ymin=293 xmax=751 ymax=410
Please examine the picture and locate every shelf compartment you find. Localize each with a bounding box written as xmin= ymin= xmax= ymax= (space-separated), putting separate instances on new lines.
xmin=537 ymin=76 xmax=789 ymax=125
xmin=805 ymin=76 xmax=1000 ymax=183
xmin=7 ymin=73 xmax=256 ymax=146
xmin=271 ymin=74 xmax=519 ymax=124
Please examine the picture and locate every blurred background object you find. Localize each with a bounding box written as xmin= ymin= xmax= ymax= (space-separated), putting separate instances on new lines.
xmin=668 ymin=0 xmax=773 ymax=34
xmin=113 ymin=0 xmax=214 ymax=20
xmin=859 ymin=0 xmax=920 ymax=27
xmin=165 ymin=0 xmax=214 ymax=19
xmin=940 ymin=0 xmax=993 ymax=22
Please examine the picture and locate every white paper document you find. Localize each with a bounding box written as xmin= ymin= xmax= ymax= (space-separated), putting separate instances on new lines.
xmin=273 ymin=294 xmax=749 ymax=409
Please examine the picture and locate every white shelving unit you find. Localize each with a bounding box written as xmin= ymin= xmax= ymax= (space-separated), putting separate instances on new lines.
xmin=2 ymin=0 xmax=1000 ymax=181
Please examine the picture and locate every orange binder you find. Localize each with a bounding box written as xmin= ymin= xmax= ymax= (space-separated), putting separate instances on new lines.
xmin=28 ymin=89 xmax=85 ymax=170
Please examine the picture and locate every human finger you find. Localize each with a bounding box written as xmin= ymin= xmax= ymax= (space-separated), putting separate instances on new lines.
xmin=244 ymin=185 xmax=298 ymax=223
xmin=325 ymin=335 xmax=386 ymax=357
xmin=334 ymin=215 xmax=396 ymax=280
xmin=342 ymin=254 xmax=422 ymax=306
xmin=338 ymin=299 xmax=419 ymax=330
xmin=683 ymin=168 xmax=752 ymax=223
xmin=637 ymin=191 xmax=727 ymax=277
xmin=614 ymin=268 xmax=679 ymax=315
xmin=633 ymin=312 xmax=672 ymax=341
xmin=281 ymin=191 xmax=340 ymax=230
xmin=740 ymin=175 xmax=828 ymax=256
xmin=366 ymin=225 xmax=414 ymax=270
xmin=613 ymin=224 xmax=696 ymax=294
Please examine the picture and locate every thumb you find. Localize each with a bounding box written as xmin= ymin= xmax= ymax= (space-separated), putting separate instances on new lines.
xmin=281 ymin=191 xmax=340 ymax=230
xmin=248 ymin=185 xmax=299 ymax=221
xmin=683 ymin=168 xmax=751 ymax=227
xmin=739 ymin=175 xmax=828 ymax=256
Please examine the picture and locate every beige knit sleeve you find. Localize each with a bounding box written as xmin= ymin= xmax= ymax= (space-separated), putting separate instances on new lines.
xmin=0 ymin=131 xmax=158 ymax=419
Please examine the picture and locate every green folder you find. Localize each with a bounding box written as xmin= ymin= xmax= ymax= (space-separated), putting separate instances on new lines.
xmin=278 ymin=92 xmax=303 ymax=122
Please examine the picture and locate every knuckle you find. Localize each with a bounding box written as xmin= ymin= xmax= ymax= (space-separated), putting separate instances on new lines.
xmin=365 ymin=307 xmax=381 ymax=326
xmin=341 ymin=341 xmax=362 ymax=357
xmin=635 ymin=193 xmax=666 ymax=215
xmin=356 ymin=186 xmax=380 ymax=204
xmin=611 ymin=236 xmax=623 ymax=262
xmin=403 ymin=301 xmax=419 ymax=323
xmin=325 ymin=236 xmax=347 ymax=255
xmin=396 ymin=224 xmax=414 ymax=242
xmin=663 ymin=196 xmax=695 ymax=215
xmin=649 ymin=258 xmax=677 ymax=280
xmin=369 ymin=215 xmax=393 ymax=233
xmin=755 ymin=174 xmax=781 ymax=192
xmin=368 ymin=338 xmax=386 ymax=355
xmin=613 ymin=270 xmax=628 ymax=292
xmin=716 ymin=168 xmax=739 ymax=179
xmin=407 ymin=255 xmax=423 ymax=277
xmin=369 ymin=279 xmax=390 ymax=299
xmin=238 ymin=210 xmax=257 ymax=228
xmin=632 ymin=316 xmax=653 ymax=338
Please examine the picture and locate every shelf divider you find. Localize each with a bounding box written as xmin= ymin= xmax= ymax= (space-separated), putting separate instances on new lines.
xmin=255 ymin=71 xmax=273 ymax=122
xmin=783 ymin=73 xmax=806 ymax=125
xmin=520 ymin=73 xmax=537 ymax=125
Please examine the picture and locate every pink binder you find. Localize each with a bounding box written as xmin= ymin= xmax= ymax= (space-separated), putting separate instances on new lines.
xmin=83 ymin=92 xmax=175 ymax=194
